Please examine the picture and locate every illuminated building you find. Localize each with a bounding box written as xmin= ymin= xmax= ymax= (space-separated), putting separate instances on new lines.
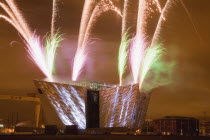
xmin=34 ymin=80 xmax=86 ymax=129
xmin=154 ymin=116 xmax=199 ymax=136
xmin=100 ymin=84 xmax=150 ymax=128
xmin=68 ymin=81 xmax=115 ymax=91
xmin=34 ymin=80 xmax=150 ymax=129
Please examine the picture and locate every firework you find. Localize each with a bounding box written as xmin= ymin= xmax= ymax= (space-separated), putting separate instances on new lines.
xmin=27 ymin=35 xmax=52 ymax=80
xmin=0 ymin=0 xmax=65 ymax=81
xmin=72 ymin=47 xmax=88 ymax=81
xmin=153 ymin=0 xmax=163 ymax=14
xmin=151 ymin=0 xmax=173 ymax=46
xmin=0 ymin=2 xmax=29 ymax=42
xmin=0 ymin=2 xmax=27 ymax=40
xmin=0 ymin=0 xmax=180 ymax=130
xmin=80 ymin=0 xmax=122 ymax=49
xmin=126 ymin=0 xmax=172 ymax=90
xmin=29 ymin=0 xmax=177 ymax=129
xmin=130 ymin=36 xmax=147 ymax=84
xmin=0 ymin=1 xmax=53 ymax=80
xmin=51 ymin=0 xmax=61 ymax=38
xmin=45 ymin=32 xmax=63 ymax=76
xmin=122 ymin=0 xmax=139 ymax=36
xmin=128 ymin=0 xmax=152 ymax=86
xmin=73 ymin=0 xmax=122 ymax=81
xmin=118 ymin=31 xmax=131 ymax=85
xmin=77 ymin=0 xmax=98 ymax=50
xmin=136 ymin=0 xmax=165 ymax=38
xmin=139 ymin=45 xmax=163 ymax=90
xmin=136 ymin=0 xmax=146 ymax=38
xmin=79 ymin=0 xmax=122 ymax=50
xmin=179 ymin=0 xmax=201 ymax=41
xmin=5 ymin=0 xmax=32 ymax=39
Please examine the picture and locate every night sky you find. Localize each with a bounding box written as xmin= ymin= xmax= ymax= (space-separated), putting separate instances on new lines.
xmin=0 ymin=0 xmax=210 ymax=124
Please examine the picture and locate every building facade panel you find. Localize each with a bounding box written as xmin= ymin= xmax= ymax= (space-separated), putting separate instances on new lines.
xmin=34 ymin=80 xmax=86 ymax=129
xmin=100 ymin=84 xmax=150 ymax=129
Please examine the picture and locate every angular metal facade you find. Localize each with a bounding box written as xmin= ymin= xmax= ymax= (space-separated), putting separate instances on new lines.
xmin=100 ymin=84 xmax=150 ymax=129
xmin=34 ymin=80 xmax=86 ymax=129
xmin=34 ymin=80 xmax=150 ymax=129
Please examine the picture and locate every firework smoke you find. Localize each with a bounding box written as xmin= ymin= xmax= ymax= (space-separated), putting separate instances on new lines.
xmin=142 ymin=58 xmax=175 ymax=92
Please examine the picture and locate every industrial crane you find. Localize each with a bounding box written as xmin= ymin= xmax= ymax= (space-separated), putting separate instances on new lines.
xmin=0 ymin=95 xmax=41 ymax=127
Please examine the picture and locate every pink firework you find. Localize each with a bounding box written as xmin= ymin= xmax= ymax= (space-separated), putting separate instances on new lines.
xmin=0 ymin=1 xmax=52 ymax=81
xmin=72 ymin=47 xmax=88 ymax=81
xmin=130 ymin=35 xmax=147 ymax=84
xmin=73 ymin=0 xmax=122 ymax=81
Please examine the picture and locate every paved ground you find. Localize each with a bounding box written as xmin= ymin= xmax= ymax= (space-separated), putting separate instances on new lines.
xmin=0 ymin=135 xmax=210 ymax=140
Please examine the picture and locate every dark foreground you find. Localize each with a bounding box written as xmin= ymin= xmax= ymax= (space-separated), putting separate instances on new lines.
xmin=0 ymin=135 xmax=210 ymax=140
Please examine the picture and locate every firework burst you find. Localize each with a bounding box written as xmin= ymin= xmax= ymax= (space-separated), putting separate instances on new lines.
xmin=73 ymin=0 xmax=122 ymax=81
xmin=139 ymin=45 xmax=164 ymax=90
xmin=118 ymin=31 xmax=131 ymax=85
xmin=0 ymin=0 xmax=64 ymax=81
xmin=45 ymin=32 xmax=63 ymax=76
xmin=129 ymin=36 xmax=146 ymax=84
xmin=51 ymin=0 xmax=61 ymax=38
xmin=72 ymin=47 xmax=88 ymax=81
xmin=26 ymin=34 xmax=52 ymax=80
xmin=0 ymin=1 xmax=51 ymax=79
xmin=0 ymin=0 xmax=178 ymax=92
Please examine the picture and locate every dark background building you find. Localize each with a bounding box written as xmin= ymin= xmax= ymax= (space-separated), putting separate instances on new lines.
xmin=154 ymin=116 xmax=199 ymax=136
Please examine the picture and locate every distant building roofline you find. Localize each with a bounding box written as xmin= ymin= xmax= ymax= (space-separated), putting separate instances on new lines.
xmin=155 ymin=116 xmax=198 ymax=120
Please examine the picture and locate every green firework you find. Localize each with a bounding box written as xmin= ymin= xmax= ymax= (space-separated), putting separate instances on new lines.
xmin=118 ymin=32 xmax=131 ymax=85
xmin=45 ymin=32 xmax=63 ymax=75
xmin=139 ymin=44 xmax=164 ymax=90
